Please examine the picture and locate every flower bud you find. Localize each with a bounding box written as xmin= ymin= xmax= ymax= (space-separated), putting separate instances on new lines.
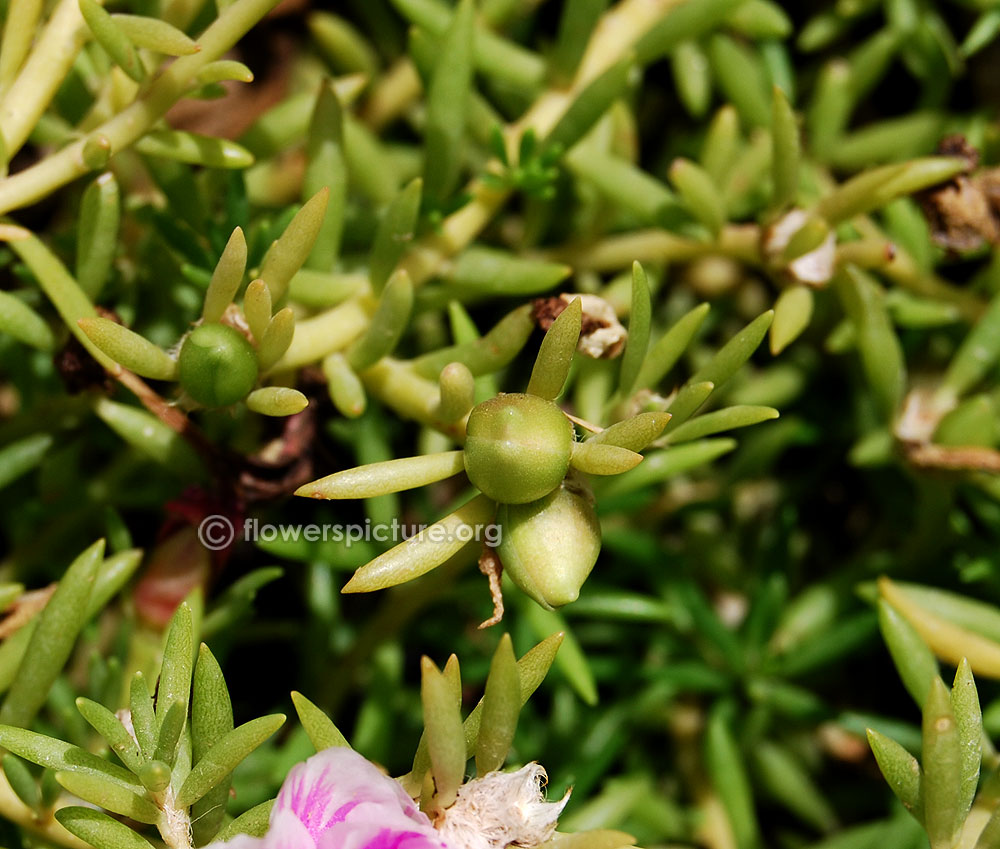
xmin=464 ymin=393 xmax=573 ymax=504
xmin=497 ymin=477 xmax=600 ymax=608
xmin=178 ymin=323 xmax=258 ymax=407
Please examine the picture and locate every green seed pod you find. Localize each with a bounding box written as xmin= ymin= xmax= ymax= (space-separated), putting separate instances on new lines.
xmin=464 ymin=393 xmax=573 ymax=504
xmin=178 ymin=324 xmax=258 ymax=407
xmin=497 ymin=477 xmax=601 ymax=608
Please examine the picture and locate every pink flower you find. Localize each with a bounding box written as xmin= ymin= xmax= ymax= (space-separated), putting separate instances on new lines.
xmin=213 ymin=748 xmax=451 ymax=849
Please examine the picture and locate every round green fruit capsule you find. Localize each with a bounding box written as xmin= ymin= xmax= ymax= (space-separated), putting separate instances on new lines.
xmin=178 ymin=323 xmax=258 ymax=407
xmin=497 ymin=478 xmax=601 ymax=608
xmin=464 ymin=393 xmax=573 ymax=504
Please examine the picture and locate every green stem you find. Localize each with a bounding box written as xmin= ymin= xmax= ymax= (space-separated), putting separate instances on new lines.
xmin=0 ymin=0 xmax=281 ymax=215
xmin=0 ymin=0 xmax=92 ymax=158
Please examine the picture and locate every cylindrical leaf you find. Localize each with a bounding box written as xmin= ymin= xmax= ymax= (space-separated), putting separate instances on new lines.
xmin=527 ymin=296 xmax=581 ymax=400
xmin=77 ymin=318 xmax=177 ymax=380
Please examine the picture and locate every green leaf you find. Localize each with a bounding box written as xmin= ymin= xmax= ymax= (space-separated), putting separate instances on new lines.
xmin=770 ymin=285 xmax=813 ymax=355
xmin=77 ymin=318 xmax=177 ymax=380
xmin=528 ymin=296 xmax=581 ymax=400
xmin=260 ymin=189 xmax=331 ymax=302
xmin=296 ymin=451 xmax=465 ymax=499
xmin=413 ymin=304 xmax=535 ymax=378
xmin=668 ymin=158 xmax=725 ymax=235
xmin=770 ymin=85 xmax=800 ymax=211
xmin=446 ymin=248 xmax=570 ymax=296
xmin=136 ymin=130 xmax=253 ymax=169
xmin=664 ymin=406 xmax=779 ymax=444
xmin=878 ymin=599 xmax=937 ymax=708
xmin=0 ymin=727 xmax=137 ymax=786
xmin=79 ymin=0 xmax=146 ymax=82
xmin=129 ymin=672 xmax=157 ymax=761
xmin=76 ymin=698 xmax=143 ymax=774
xmin=436 ymin=362 xmax=475 ymax=423
xmin=258 ymin=307 xmax=296 ymax=371
xmin=176 ymin=715 xmax=285 ymax=808
xmin=291 ymin=691 xmax=350 ymax=751
xmin=634 ymin=303 xmax=710 ymax=391
xmin=191 ymin=644 xmax=236 ymax=845
xmin=0 ymin=291 xmax=54 ymax=351
xmin=0 ymin=540 xmax=103 ymax=728
xmin=705 ymin=705 xmax=759 ymax=849
xmin=94 ymin=399 xmax=204 ymax=477
xmin=369 ymin=178 xmax=422 ymax=295
xmin=423 ymin=0 xmax=474 ymax=201
xmin=589 ymin=412 xmax=670 ymax=452
xmin=922 ymin=677 xmax=963 ymax=849
xmin=475 ymin=634 xmax=520 ymax=775
xmin=245 ymin=387 xmax=309 ymax=417
xmin=751 ymin=741 xmax=836 ymax=831
xmin=2 ymin=753 xmax=39 ymax=809
xmin=202 ymin=228 xmax=247 ymax=323
xmin=522 ymin=604 xmax=597 ymax=705
xmin=866 ymin=728 xmax=923 ymax=820
xmin=421 ymin=657 xmax=466 ymax=807
xmin=950 ymin=659 xmax=982 ymax=821
xmin=111 ymin=14 xmax=199 ymax=55
xmin=304 ymin=82 xmax=347 ymax=271
xmin=153 ymin=701 xmax=186 ymax=767
xmin=0 ymin=433 xmax=54 ymax=490
xmin=835 ymin=266 xmax=905 ymax=419
xmin=601 ymin=439 xmax=737 ymax=496
xmin=157 ymin=602 xmax=194 ymax=726
xmin=570 ymin=442 xmax=642 ymax=475
xmin=664 ymin=381 xmax=715 ymax=427
xmin=542 ymin=57 xmax=635 ymax=155
xmin=341 ymin=495 xmax=495 ymax=593
xmin=619 ymin=262 xmax=651 ymax=397
xmin=707 ymin=33 xmax=771 ymax=128
xmin=216 ymin=799 xmax=275 ymax=841
xmin=347 ymin=269 xmax=414 ymax=371
xmin=690 ymin=311 xmax=773 ymax=390
xmin=322 ymin=353 xmax=366 ymax=418
xmin=76 ymin=173 xmax=120 ymax=300
xmin=55 ymin=772 xmax=160 ymax=824
xmin=55 ymin=807 xmax=157 ymax=849
xmin=541 ymin=832 xmax=636 ymax=849
xmin=942 ymin=290 xmax=1000 ymax=399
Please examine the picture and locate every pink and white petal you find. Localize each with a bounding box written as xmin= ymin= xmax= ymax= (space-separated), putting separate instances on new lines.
xmin=274 ymin=748 xmax=429 ymax=841
xmin=317 ymin=821 xmax=452 ymax=849
xmin=200 ymin=810 xmax=316 ymax=849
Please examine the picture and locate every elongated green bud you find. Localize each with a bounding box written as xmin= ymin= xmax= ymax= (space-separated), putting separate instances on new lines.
xmin=78 ymin=318 xmax=177 ymax=380
xmin=436 ymin=362 xmax=475 ymax=423
xmin=258 ymin=308 xmax=295 ymax=371
xmin=202 ymin=228 xmax=247 ymax=323
xmin=135 ymin=131 xmax=253 ymax=169
xmin=570 ymin=442 xmax=643 ymax=475
xmin=497 ymin=478 xmax=600 ymax=609
xmin=260 ymin=189 xmax=331 ymax=302
xmin=527 ymin=296 xmax=581 ymax=400
xmin=245 ymin=387 xmax=308 ymax=416
xmin=296 ymin=451 xmax=466 ymax=499
xmin=347 ymin=269 xmax=413 ymax=371
xmin=322 ymin=353 xmax=366 ymax=418
xmin=178 ymin=324 xmax=258 ymax=407
xmin=243 ymin=279 xmax=272 ymax=342
xmin=464 ymin=394 xmax=573 ymax=504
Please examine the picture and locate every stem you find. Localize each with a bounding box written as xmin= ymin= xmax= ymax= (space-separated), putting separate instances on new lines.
xmin=0 ymin=0 xmax=91 ymax=159
xmin=0 ymin=0 xmax=282 ymax=215
xmin=361 ymin=358 xmax=468 ymax=442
